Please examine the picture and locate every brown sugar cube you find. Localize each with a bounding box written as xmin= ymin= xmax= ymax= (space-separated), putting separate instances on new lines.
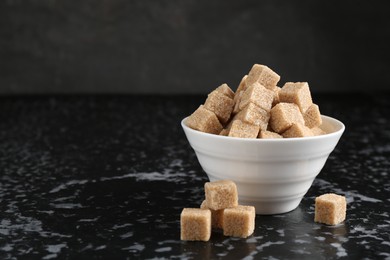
xmin=181 ymin=208 xmax=211 ymax=241
xmin=311 ymin=126 xmax=326 ymax=136
xmin=246 ymin=64 xmax=280 ymax=90
xmin=216 ymin=83 xmax=235 ymax=99
xmin=235 ymin=75 xmax=248 ymax=95
xmin=219 ymin=128 xmax=229 ymax=136
xmin=269 ymin=103 xmax=304 ymax=133
xmin=204 ymin=90 xmax=234 ymax=124
xmin=272 ymin=86 xmax=281 ymax=107
xmin=258 ymin=130 xmax=283 ymax=139
xmin=314 ymin=193 xmax=346 ymax=225
xmin=232 ymin=91 xmax=243 ymax=115
xmin=186 ymin=105 xmax=223 ymax=134
xmin=239 ymin=82 xmax=274 ymax=112
xmin=233 ymin=76 xmax=248 ymax=115
xmin=266 ymin=123 xmax=274 ymax=132
xmin=228 ymin=120 xmax=260 ymax=139
xmin=224 ymin=119 xmax=234 ymax=133
xmin=282 ymin=123 xmax=314 ymax=138
xmin=235 ymin=102 xmax=270 ymax=130
xmin=200 ymin=200 xmax=224 ymax=229
xmin=279 ymin=82 xmax=313 ymax=113
xmin=304 ymin=104 xmax=322 ymax=128
xmin=205 ymin=180 xmax=238 ymax=210
xmin=223 ymin=205 xmax=255 ymax=238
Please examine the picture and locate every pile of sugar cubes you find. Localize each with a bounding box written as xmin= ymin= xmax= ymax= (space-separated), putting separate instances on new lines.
xmin=180 ymin=180 xmax=255 ymax=241
xmin=186 ymin=63 xmax=326 ymax=138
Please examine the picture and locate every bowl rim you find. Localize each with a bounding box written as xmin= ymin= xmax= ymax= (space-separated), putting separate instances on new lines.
xmin=181 ymin=115 xmax=345 ymax=142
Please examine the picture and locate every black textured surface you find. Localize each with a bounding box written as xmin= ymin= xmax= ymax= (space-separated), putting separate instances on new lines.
xmin=0 ymin=94 xmax=389 ymax=259
xmin=1 ymin=1 xmax=390 ymax=94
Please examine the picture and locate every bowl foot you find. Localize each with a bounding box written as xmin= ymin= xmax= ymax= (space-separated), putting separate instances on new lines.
xmin=239 ymin=197 xmax=302 ymax=215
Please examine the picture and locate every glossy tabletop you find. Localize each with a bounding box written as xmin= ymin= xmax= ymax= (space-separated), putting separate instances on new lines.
xmin=0 ymin=94 xmax=389 ymax=259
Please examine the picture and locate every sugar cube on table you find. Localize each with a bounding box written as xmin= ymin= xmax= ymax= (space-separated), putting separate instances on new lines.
xmin=186 ymin=105 xmax=223 ymax=134
xmin=180 ymin=208 xmax=211 ymax=241
xmin=269 ymin=102 xmax=304 ymax=134
xmin=223 ymin=205 xmax=256 ymax=238
xmin=279 ymin=82 xmax=313 ymax=113
xmin=246 ymin=64 xmax=280 ymax=90
xmin=314 ymin=193 xmax=346 ymax=225
xmin=200 ymin=200 xmax=224 ymax=229
xmin=228 ymin=120 xmax=260 ymax=139
xmin=205 ymin=180 xmax=238 ymax=210
xmin=204 ymin=90 xmax=234 ymax=124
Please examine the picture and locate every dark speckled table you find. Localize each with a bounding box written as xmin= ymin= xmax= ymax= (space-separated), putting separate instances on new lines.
xmin=0 ymin=94 xmax=389 ymax=259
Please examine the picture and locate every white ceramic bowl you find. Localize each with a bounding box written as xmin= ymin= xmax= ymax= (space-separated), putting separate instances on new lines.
xmin=181 ymin=115 xmax=345 ymax=215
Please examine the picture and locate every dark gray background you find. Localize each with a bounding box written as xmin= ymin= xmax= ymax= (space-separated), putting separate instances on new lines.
xmin=1 ymin=0 xmax=389 ymax=94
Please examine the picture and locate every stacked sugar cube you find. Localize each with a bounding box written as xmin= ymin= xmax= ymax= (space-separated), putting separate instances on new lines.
xmin=180 ymin=180 xmax=255 ymax=241
xmin=186 ymin=64 xmax=326 ymax=138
